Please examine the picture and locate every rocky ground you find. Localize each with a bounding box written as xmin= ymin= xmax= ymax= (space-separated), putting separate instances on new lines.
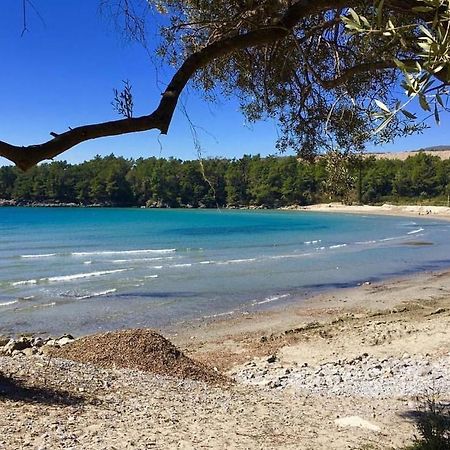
xmin=0 ymin=354 xmax=423 ymax=450
xmin=1 ymin=271 xmax=450 ymax=449
xmin=233 ymin=352 xmax=450 ymax=396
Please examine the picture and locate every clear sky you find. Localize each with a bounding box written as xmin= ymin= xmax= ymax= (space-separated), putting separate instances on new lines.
xmin=1 ymin=1 xmax=448 ymax=167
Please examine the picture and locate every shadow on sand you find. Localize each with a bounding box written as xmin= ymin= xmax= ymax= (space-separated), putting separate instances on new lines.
xmin=0 ymin=372 xmax=85 ymax=406
xmin=400 ymin=398 xmax=450 ymax=450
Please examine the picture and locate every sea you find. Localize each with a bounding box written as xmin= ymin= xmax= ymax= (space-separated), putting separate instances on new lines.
xmin=1 ymin=207 xmax=450 ymax=336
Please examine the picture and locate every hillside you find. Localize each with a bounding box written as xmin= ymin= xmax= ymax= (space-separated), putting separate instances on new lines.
xmin=370 ymin=146 xmax=450 ymax=160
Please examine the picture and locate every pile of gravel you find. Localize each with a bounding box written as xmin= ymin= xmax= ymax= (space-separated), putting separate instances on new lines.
xmin=54 ymin=329 xmax=226 ymax=384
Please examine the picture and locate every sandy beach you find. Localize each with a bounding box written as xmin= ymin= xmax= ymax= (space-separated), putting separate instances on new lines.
xmin=282 ymin=202 xmax=450 ymax=220
xmin=1 ymin=206 xmax=450 ymax=449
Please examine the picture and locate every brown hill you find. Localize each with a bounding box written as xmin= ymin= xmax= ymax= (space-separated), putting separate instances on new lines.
xmin=369 ymin=146 xmax=450 ymax=160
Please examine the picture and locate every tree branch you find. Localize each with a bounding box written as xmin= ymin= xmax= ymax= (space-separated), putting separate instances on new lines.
xmin=317 ymin=60 xmax=402 ymax=89
xmin=0 ymin=0 xmax=428 ymax=170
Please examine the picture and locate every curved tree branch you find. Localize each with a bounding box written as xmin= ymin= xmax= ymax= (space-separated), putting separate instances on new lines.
xmin=0 ymin=0 xmax=428 ymax=170
xmin=317 ymin=60 xmax=420 ymax=89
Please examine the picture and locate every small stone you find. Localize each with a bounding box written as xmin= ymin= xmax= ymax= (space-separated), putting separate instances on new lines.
xmin=334 ymin=416 xmax=381 ymax=432
xmin=267 ymin=355 xmax=277 ymax=364
xmin=56 ymin=336 xmax=75 ymax=346
xmin=32 ymin=337 xmax=45 ymax=347
xmin=419 ymin=367 xmax=432 ymax=377
xmin=430 ymin=307 xmax=446 ymax=315
xmin=0 ymin=336 xmax=10 ymax=347
xmin=22 ymin=347 xmax=38 ymax=357
xmin=4 ymin=338 xmax=32 ymax=355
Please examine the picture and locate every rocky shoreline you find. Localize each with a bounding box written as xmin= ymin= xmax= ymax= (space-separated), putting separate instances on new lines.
xmin=0 ymin=334 xmax=75 ymax=357
xmin=1 ymin=270 xmax=450 ymax=449
xmin=0 ymin=199 xmax=107 ymax=207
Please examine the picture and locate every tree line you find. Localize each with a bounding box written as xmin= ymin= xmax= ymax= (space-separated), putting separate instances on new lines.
xmin=0 ymin=152 xmax=449 ymax=207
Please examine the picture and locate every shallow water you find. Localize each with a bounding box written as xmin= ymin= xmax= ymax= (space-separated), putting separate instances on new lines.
xmin=1 ymin=208 xmax=449 ymax=335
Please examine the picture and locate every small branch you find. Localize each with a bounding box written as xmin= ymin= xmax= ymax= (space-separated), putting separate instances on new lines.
xmin=314 ymin=59 xmax=421 ymax=89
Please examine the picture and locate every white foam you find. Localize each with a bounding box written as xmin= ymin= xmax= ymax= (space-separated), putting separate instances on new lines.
xmin=111 ymin=257 xmax=173 ymax=263
xmin=0 ymin=300 xmax=18 ymax=307
xmin=144 ymin=275 xmax=159 ymax=279
xmin=304 ymin=240 xmax=321 ymax=245
xmin=329 ymin=244 xmax=347 ymax=249
xmin=269 ymin=253 xmax=313 ymax=260
xmin=20 ymin=253 xmax=57 ymax=259
xmin=199 ymin=260 xmax=214 ymax=265
xmin=83 ymin=260 xmax=92 ymax=265
xmin=202 ymin=310 xmax=235 ymax=319
xmin=34 ymin=302 xmax=56 ymax=309
xmin=72 ymin=249 xmax=176 ymax=257
xmin=12 ymin=279 xmax=37 ymax=286
xmin=76 ymin=288 xmax=117 ymax=300
xmin=254 ymin=294 xmax=290 ymax=305
xmin=46 ymin=269 xmax=128 ymax=283
xmin=355 ymin=240 xmax=377 ymax=245
xmin=407 ymin=228 xmax=424 ymax=235
xmin=217 ymin=258 xmax=256 ymax=265
xmin=170 ymin=263 xmax=192 ymax=268
xmin=149 ymin=265 xmax=163 ymax=269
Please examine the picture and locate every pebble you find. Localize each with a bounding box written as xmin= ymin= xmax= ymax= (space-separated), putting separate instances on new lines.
xmin=231 ymin=353 xmax=450 ymax=398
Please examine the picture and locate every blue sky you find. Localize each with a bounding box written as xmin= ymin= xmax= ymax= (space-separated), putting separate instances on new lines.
xmin=0 ymin=1 xmax=448 ymax=166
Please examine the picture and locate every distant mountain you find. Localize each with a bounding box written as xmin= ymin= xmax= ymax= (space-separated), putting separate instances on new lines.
xmin=369 ymin=145 xmax=450 ymax=160
xmin=414 ymin=145 xmax=450 ymax=152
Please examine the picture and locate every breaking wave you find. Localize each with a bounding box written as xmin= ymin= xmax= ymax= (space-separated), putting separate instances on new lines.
xmin=253 ymin=293 xmax=290 ymax=305
xmin=46 ymin=269 xmax=128 ymax=283
xmin=0 ymin=300 xmax=18 ymax=307
xmin=76 ymin=288 xmax=117 ymax=300
xmin=20 ymin=253 xmax=57 ymax=259
xmin=72 ymin=248 xmax=176 ymax=257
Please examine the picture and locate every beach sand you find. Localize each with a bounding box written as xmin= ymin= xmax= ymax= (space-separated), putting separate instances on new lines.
xmin=1 ymin=205 xmax=450 ymax=449
xmin=282 ymin=202 xmax=450 ymax=220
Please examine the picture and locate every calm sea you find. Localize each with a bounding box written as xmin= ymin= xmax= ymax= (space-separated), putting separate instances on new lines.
xmin=1 ymin=208 xmax=450 ymax=336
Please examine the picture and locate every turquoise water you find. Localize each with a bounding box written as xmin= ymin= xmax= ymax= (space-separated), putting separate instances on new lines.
xmin=1 ymin=208 xmax=450 ymax=336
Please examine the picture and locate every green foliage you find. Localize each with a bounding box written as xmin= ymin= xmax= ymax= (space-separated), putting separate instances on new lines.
xmin=1 ymin=152 xmax=450 ymax=207
xmin=405 ymin=393 xmax=450 ymax=450
xmin=342 ymin=0 xmax=450 ymax=137
xmin=323 ymin=150 xmax=356 ymax=204
xmin=136 ymin=0 xmax=450 ymax=157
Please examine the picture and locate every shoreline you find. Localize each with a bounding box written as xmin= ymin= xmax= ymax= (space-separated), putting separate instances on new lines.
xmin=281 ymin=202 xmax=450 ymax=221
xmin=2 ymin=206 xmax=450 ymax=448
xmin=2 ymin=266 xmax=449 ymax=449
xmin=3 ymin=200 xmax=450 ymax=220
xmin=168 ymin=267 xmax=450 ymax=354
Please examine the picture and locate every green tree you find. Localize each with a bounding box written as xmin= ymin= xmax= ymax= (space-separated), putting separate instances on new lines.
xmin=0 ymin=166 xmax=17 ymax=199
xmin=225 ymin=156 xmax=252 ymax=206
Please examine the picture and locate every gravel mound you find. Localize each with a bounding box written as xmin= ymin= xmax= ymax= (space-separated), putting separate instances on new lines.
xmin=54 ymin=329 xmax=226 ymax=384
